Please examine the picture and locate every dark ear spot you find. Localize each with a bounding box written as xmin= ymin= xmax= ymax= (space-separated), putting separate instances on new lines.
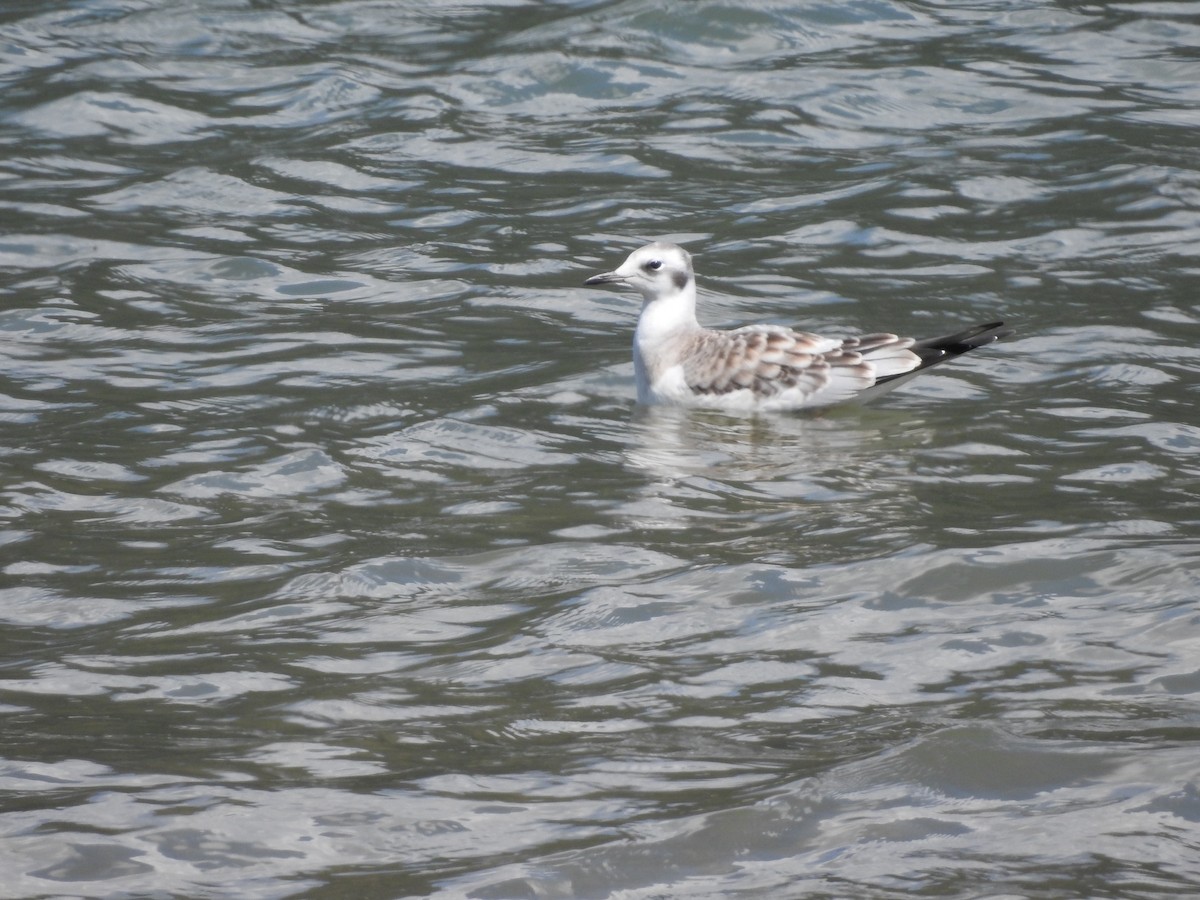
xmin=671 ymin=270 xmax=690 ymax=291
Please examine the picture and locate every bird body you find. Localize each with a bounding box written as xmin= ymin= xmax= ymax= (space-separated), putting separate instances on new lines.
xmin=584 ymin=241 xmax=1009 ymax=411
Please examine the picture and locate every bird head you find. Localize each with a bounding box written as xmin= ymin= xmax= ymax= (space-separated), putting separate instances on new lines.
xmin=584 ymin=242 xmax=694 ymax=304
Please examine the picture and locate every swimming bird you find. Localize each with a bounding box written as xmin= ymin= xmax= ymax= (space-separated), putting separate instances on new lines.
xmin=583 ymin=241 xmax=1010 ymax=412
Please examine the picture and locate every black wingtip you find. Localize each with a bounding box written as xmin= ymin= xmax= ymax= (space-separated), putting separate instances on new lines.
xmin=916 ymin=321 xmax=1011 ymax=350
xmin=913 ymin=321 xmax=1012 ymax=356
xmin=876 ymin=321 xmax=1012 ymax=384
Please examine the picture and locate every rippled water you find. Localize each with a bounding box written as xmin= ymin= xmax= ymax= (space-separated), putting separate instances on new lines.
xmin=3 ymin=1 xmax=1200 ymax=897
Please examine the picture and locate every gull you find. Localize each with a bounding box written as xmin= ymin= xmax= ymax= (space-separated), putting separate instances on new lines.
xmin=583 ymin=241 xmax=1010 ymax=412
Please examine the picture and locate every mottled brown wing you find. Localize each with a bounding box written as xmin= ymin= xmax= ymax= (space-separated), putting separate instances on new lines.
xmin=679 ymin=328 xmax=873 ymax=402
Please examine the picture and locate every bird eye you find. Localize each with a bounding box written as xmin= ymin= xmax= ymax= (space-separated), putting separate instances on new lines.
xmin=645 ymin=259 xmax=663 ymax=271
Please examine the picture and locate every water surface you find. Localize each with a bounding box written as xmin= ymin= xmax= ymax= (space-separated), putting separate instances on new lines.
xmin=2 ymin=1 xmax=1200 ymax=897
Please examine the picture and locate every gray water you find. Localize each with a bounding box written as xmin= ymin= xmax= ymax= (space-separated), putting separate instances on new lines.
xmin=2 ymin=1 xmax=1200 ymax=897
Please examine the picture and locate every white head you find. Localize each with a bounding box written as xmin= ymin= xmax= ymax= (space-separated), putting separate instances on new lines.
xmin=583 ymin=241 xmax=695 ymax=305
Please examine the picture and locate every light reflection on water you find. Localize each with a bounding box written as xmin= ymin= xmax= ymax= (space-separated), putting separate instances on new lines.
xmin=2 ymin=1 xmax=1200 ymax=897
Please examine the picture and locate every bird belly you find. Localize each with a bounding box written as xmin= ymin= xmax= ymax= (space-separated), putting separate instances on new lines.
xmin=645 ymin=364 xmax=693 ymax=405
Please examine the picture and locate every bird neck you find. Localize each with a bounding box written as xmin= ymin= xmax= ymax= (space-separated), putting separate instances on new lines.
xmin=635 ymin=285 xmax=700 ymax=347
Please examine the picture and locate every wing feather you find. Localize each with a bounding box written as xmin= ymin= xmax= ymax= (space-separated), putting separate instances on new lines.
xmin=676 ymin=327 xmax=922 ymax=408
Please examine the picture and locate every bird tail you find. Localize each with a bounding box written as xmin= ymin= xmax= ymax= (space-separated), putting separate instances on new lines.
xmin=877 ymin=321 xmax=1011 ymax=384
xmin=840 ymin=320 xmax=1011 ymax=405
